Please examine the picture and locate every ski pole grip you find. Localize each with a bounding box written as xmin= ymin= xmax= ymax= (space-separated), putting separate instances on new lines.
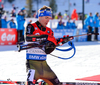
xmin=92 ymin=33 xmax=99 ymax=35
xmin=95 ymin=33 xmax=99 ymax=35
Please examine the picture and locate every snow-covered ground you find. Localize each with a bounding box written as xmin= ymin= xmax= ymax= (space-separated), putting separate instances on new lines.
xmin=0 ymin=41 xmax=100 ymax=83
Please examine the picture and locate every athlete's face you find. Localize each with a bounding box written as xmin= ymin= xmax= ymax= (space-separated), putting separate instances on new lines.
xmin=39 ymin=16 xmax=52 ymax=27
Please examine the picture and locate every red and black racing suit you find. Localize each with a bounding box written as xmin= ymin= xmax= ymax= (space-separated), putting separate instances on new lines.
xmin=25 ymin=21 xmax=61 ymax=85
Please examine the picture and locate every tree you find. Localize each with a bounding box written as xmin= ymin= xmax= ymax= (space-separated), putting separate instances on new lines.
xmin=49 ymin=0 xmax=57 ymax=13
xmin=25 ymin=0 xmax=33 ymax=17
xmin=7 ymin=0 xmax=15 ymax=3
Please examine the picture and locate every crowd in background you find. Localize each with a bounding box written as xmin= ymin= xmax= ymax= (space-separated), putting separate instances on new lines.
xmin=0 ymin=5 xmax=100 ymax=42
xmin=84 ymin=12 xmax=100 ymax=41
xmin=1 ymin=6 xmax=26 ymax=42
xmin=57 ymin=19 xmax=77 ymax=29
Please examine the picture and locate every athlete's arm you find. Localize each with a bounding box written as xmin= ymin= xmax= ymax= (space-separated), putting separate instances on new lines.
xmin=26 ymin=24 xmax=35 ymax=35
xmin=25 ymin=24 xmax=34 ymax=41
xmin=25 ymin=24 xmax=48 ymax=42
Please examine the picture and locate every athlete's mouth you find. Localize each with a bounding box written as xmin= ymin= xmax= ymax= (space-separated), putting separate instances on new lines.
xmin=45 ymin=23 xmax=48 ymax=25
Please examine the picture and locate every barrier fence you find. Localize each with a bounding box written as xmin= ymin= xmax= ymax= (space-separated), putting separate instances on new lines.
xmin=0 ymin=28 xmax=100 ymax=45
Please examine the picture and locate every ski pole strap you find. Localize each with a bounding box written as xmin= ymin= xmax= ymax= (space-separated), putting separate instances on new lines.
xmin=55 ymin=41 xmax=76 ymax=60
xmin=56 ymin=41 xmax=74 ymax=51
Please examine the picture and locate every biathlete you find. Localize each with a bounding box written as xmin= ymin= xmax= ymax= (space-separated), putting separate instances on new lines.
xmin=25 ymin=6 xmax=73 ymax=85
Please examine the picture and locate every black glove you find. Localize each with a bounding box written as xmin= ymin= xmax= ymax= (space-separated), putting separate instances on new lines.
xmin=40 ymin=40 xmax=56 ymax=54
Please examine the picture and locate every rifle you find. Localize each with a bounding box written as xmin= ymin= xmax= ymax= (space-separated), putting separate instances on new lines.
xmin=17 ymin=33 xmax=99 ymax=52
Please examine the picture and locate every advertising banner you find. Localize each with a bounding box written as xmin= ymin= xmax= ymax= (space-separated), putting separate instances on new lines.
xmin=0 ymin=28 xmax=17 ymax=45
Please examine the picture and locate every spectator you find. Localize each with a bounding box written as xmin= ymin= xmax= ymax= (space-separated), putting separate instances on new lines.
xmin=93 ymin=12 xmax=99 ymax=41
xmin=10 ymin=9 xmax=16 ymax=17
xmin=57 ymin=18 xmax=65 ymax=29
xmin=1 ymin=16 xmax=10 ymax=28
xmin=9 ymin=19 xmax=16 ymax=28
xmin=33 ymin=12 xmax=37 ymax=18
xmin=11 ymin=4 xmax=18 ymax=17
xmin=65 ymin=19 xmax=71 ymax=29
xmin=36 ymin=12 xmax=38 ymax=18
xmin=83 ymin=19 xmax=88 ymax=29
xmin=54 ymin=13 xmax=58 ymax=19
xmin=84 ymin=12 xmax=94 ymax=41
xmin=99 ymin=16 xmax=100 ymax=27
xmin=58 ymin=12 xmax=62 ymax=19
xmin=21 ymin=7 xmax=26 ymax=17
xmin=33 ymin=11 xmax=38 ymax=18
xmin=83 ymin=24 xmax=88 ymax=29
xmin=71 ymin=9 xmax=78 ymax=20
xmin=63 ymin=13 xmax=67 ymax=20
xmin=71 ymin=20 xmax=77 ymax=29
xmin=58 ymin=18 xmax=65 ymax=26
xmin=16 ymin=8 xmax=26 ymax=42
xmin=67 ymin=15 xmax=70 ymax=20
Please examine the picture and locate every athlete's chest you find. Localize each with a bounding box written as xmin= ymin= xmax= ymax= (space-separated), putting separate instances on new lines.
xmin=33 ymin=26 xmax=51 ymax=36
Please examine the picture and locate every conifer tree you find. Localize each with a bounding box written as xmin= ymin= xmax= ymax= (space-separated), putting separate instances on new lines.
xmin=8 ymin=0 xmax=15 ymax=3
xmin=49 ymin=0 xmax=57 ymax=13
xmin=26 ymin=0 xmax=33 ymax=17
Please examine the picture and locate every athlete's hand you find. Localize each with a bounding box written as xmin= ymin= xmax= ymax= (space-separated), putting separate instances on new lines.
xmin=69 ymin=36 xmax=74 ymax=41
xmin=40 ymin=40 xmax=56 ymax=54
xmin=63 ymin=35 xmax=74 ymax=41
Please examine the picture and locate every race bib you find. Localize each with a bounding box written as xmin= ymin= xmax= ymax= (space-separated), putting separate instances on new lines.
xmin=26 ymin=48 xmax=47 ymax=60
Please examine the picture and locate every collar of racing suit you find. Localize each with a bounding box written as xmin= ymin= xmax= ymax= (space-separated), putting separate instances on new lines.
xmin=35 ymin=21 xmax=46 ymax=32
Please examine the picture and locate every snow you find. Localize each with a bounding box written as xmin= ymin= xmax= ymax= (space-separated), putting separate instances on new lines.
xmin=0 ymin=41 xmax=100 ymax=83
xmin=1 ymin=0 xmax=100 ymax=83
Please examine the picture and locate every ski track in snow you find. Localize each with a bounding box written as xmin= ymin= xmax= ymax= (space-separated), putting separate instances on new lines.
xmin=0 ymin=41 xmax=100 ymax=82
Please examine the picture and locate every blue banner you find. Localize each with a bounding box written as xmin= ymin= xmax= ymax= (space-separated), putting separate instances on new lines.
xmin=52 ymin=29 xmax=77 ymax=42
xmin=52 ymin=29 xmax=64 ymax=38
xmin=78 ymin=29 xmax=87 ymax=42
xmin=98 ymin=28 xmax=100 ymax=41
